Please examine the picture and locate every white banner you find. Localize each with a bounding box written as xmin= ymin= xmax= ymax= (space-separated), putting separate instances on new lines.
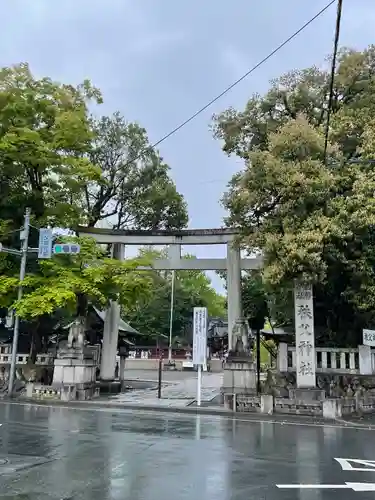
xmin=193 ymin=307 xmax=207 ymax=365
xmin=294 ymin=283 xmax=315 ymax=388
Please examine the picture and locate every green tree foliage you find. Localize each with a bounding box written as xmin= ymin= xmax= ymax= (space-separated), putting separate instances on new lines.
xmin=0 ymin=237 xmax=153 ymax=319
xmin=213 ymin=45 xmax=375 ymax=345
xmin=0 ymin=64 xmax=188 ymax=256
xmin=241 ymin=272 xmax=268 ymax=331
xmin=126 ymin=248 xmax=226 ymax=343
xmin=213 ymin=46 xmax=375 ymax=161
xmin=83 ymin=113 xmax=188 ymax=229
xmin=0 ymin=63 xmax=189 ymax=356
xmin=0 ymin=63 xmax=102 ymax=234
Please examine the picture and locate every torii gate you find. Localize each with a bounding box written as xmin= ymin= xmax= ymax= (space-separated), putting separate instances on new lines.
xmin=77 ymin=226 xmax=262 ymax=381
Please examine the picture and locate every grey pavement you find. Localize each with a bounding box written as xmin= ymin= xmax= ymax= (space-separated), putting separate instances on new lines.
xmin=0 ymin=403 xmax=375 ymax=499
xmin=123 ymin=369 xmax=211 ymax=382
xmin=115 ymin=371 xmax=223 ymax=407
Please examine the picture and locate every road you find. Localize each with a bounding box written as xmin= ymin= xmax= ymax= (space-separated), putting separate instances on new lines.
xmin=0 ymin=403 xmax=374 ymax=499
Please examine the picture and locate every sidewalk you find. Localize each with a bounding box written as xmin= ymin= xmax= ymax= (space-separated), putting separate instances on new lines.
xmin=111 ymin=371 xmax=223 ymax=407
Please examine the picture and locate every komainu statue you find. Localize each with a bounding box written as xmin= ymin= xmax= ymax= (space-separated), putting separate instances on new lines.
xmin=67 ymin=317 xmax=85 ymax=349
xmin=231 ymin=318 xmax=252 ymax=355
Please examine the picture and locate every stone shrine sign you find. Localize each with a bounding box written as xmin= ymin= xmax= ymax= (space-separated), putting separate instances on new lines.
xmin=294 ymin=282 xmax=316 ymax=388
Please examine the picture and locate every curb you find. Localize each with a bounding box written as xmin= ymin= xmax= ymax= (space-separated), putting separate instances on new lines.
xmin=1 ymin=398 xmax=375 ymax=429
xmin=336 ymin=417 xmax=375 ymax=429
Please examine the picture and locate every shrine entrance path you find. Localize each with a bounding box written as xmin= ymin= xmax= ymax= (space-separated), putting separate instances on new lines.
xmin=0 ymin=403 xmax=374 ymax=499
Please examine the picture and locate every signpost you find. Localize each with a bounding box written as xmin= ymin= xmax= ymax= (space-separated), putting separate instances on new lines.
xmin=38 ymin=228 xmax=53 ymax=259
xmin=193 ymin=307 xmax=207 ymax=406
xmin=363 ymin=329 xmax=375 ymax=347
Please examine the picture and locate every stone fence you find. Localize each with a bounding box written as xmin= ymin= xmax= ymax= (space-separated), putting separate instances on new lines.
xmin=0 ymin=352 xmax=54 ymax=366
xmin=0 ymin=344 xmax=101 ymax=368
xmin=277 ymin=343 xmax=374 ymax=375
xmin=225 ymin=393 xmax=375 ymax=419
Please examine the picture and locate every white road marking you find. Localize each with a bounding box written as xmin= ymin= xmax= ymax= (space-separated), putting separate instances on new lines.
xmin=277 ymin=484 xmax=349 ymax=489
xmin=335 ymin=458 xmax=375 ymax=472
xmin=277 ymin=483 xmax=375 ymax=491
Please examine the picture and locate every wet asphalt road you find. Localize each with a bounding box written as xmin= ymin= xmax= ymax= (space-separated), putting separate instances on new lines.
xmin=0 ymin=404 xmax=374 ymax=499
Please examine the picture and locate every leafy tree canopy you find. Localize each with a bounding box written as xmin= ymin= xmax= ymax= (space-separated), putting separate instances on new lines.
xmin=0 ymin=237 xmax=153 ymax=319
xmin=84 ymin=113 xmax=188 ymax=230
xmin=0 ymin=63 xmax=188 ymax=253
xmin=213 ymin=45 xmax=375 ymax=344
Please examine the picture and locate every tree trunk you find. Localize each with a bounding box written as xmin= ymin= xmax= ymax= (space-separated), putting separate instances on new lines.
xmin=29 ymin=330 xmax=42 ymax=364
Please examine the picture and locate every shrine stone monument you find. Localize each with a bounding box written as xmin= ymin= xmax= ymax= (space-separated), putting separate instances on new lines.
xmin=223 ymin=318 xmax=257 ymax=395
xmin=289 ymin=282 xmax=324 ymax=401
xmin=52 ymin=318 xmax=98 ymax=401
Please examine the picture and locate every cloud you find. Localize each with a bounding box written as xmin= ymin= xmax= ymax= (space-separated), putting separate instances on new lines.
xmin=1 ymin=0 xmax=188 ymax=61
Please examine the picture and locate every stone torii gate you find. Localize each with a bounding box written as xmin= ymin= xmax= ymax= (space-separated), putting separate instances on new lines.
xmin=77 ymin=226 xmax=262 ymax=381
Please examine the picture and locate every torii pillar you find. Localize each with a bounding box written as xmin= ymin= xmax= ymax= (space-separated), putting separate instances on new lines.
xmin=100 ymin=243 xmax=124 ymax=381
xmin=226 ymin=242 xmax=243 ymax=350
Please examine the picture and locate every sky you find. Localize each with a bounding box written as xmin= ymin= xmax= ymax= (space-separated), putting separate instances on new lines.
xmin=2 ymin=0 xmax=375 ymax=293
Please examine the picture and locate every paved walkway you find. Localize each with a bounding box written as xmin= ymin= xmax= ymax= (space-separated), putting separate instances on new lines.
xmin=110 ymin=372 xmax=223 ymax=407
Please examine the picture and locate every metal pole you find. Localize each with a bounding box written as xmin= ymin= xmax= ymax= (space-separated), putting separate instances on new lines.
xmin=256 ymin=330 xmax=261 ymax=395
xmin=197 ymin=364 xmax=202 ymax=406
xmin=8 ymin=207 xmax=31 ymax=395
xmin=158 ymin=355 xmax=162 ymax=399
xmin=168 ymin=270 xmax=175 ymax=362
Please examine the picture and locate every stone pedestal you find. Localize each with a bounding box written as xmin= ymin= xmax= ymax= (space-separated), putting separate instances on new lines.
xmin=289 ymin=388 xmax=326 ymax=402
xmin=52 ymin=347 xmax=98 ymax=401
xmin=223 ymin=355 xmax=257 ymax=394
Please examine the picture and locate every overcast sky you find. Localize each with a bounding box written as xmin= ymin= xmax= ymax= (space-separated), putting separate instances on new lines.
xmin=2 ymin=0 xmax=375 ymax=292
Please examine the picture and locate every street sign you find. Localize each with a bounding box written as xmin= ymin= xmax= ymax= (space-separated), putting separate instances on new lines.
xmin=363 ymin=329 xmax=375 ymax=347
xmin=38 ymin=228 xmax=53 ymax=259
xmin=53 ymin=243 xmax=80 ymax=255
xmin=193 ymin=307 xmax=207 ymax=365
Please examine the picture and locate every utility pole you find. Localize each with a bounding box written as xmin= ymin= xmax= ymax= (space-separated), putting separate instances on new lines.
xmin=8 ymin=207 xmax=31 ymax=395
xmin=168 ymin=270 xmax=175 ymax=362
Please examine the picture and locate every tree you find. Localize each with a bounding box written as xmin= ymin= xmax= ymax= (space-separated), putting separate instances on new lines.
xmin=213 ymin=45 xmax=375 ymax=346
xmin=213 ymin=46 xmax=375 ymax=162
xmin=83 ymin=113 xmax=188 ymax=229
xmin=0 ymin=65 xmax=188 ymax=252
xmin=0 ymin=237 xmax=153 ymax=359
xmin=0 ymin=63 xmax=102 ymax=234
xmin=0 ymin=64 xmax=189 ymax=357
xmin=218 ymin=112 xmax=375 ymax=344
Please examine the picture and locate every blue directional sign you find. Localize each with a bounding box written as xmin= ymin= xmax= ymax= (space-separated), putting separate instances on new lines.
xmin=38 ymin=228 xmax=53 ymax=259
xmin=53 ymin=243 xmax=80 ymax=255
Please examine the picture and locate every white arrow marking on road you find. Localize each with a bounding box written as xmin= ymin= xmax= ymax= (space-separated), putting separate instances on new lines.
xmin=277 ymin=483 xmax=375 ymax=492
xmin=334 ymin=458 xmax=375 ymax=472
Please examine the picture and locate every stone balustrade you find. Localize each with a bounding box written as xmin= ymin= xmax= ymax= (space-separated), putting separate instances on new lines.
xmin=277 ymin=343 xmax=375 ymax=375
xmin=0 ymin=352 xmax=54 ymax=366
xmin=226 ymin=393 xmax=375 ymax=418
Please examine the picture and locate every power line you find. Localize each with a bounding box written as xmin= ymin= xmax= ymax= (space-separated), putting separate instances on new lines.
xmin=124 ymin=0 xmax=336 ymax=166
xmin=323 ymin=0 xmax=343 ymax=163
